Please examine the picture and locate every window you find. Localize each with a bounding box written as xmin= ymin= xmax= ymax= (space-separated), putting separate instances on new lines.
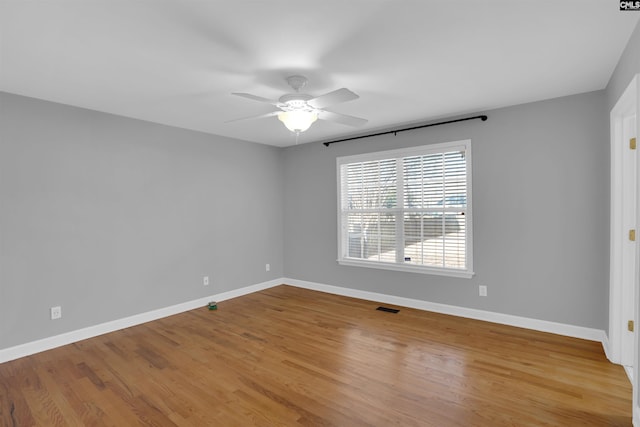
xmin=337 ymin=140 xmax=473 ymax=278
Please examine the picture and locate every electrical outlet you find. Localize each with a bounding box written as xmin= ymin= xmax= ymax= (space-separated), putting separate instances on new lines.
xmin=51 ymin=306 xmax=62 ymax=320
xmin=479 ymin=285 xmax=487 ymax=297
xmin=203 ymin=276 xmax=209 ymax=286
xmin=265 ymin=263 xmax=270 ymax=272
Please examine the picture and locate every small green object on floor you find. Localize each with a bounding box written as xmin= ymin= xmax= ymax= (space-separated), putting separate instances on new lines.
xmin=208 ymin=301 xmax=217 ymax=310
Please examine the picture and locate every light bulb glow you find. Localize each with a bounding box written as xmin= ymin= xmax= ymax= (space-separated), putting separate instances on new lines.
xmin=278 ymin=110 xmax=318 ymax=132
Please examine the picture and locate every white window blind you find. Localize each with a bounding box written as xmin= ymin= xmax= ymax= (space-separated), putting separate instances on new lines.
xmin=337 ymin=140 xmax=473 ymax=278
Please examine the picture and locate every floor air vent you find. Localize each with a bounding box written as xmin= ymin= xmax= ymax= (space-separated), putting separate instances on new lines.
xmin=376 ymin=306 xmax=399 ymax=313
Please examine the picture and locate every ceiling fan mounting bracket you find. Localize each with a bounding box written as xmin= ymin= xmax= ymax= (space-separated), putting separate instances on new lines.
xmin=286 ymin=75 xmax=308 ymax=92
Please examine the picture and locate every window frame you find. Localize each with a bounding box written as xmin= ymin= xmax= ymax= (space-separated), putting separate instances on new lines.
xmin=336 ymin=139 xmax=474 ymax=278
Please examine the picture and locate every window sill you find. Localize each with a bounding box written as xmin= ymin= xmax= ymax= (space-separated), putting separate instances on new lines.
xmin=337 ymin=259 xmax=475 ymax=279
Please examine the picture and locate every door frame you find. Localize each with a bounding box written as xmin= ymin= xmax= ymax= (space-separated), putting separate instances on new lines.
xmin=609 ymin=73 xmax=640 ymax=426
xmin=610 ymin=74 xmax=639 ymax=368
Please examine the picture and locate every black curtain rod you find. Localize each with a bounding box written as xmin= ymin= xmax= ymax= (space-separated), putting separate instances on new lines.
xmin=322 ymin=114 xmax=488 ymax=147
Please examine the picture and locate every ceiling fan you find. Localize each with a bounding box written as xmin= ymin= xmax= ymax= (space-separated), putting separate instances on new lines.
xmin=229 ymin=75 xmax=367 ymax=134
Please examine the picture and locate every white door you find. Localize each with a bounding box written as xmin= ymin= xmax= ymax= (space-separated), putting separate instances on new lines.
xmin=621 ymin=112 xmax=637 ymax=368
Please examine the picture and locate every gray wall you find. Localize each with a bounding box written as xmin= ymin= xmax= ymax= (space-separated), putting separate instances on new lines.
xmin=606 ymin=20 xmax=640 ymax=112
xmin=283 ymin=90 xmax=609 ymax=329
xmin=0 ymin=92 xmax=284 ymax=349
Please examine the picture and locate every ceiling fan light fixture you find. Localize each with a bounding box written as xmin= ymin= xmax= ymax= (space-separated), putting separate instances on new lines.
xmin=278 ymin=110 xmax=318 ymax=133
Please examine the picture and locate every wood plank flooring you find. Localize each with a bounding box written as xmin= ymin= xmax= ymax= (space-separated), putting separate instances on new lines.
xmin=0 ymin=285 xmax=632 ymax=426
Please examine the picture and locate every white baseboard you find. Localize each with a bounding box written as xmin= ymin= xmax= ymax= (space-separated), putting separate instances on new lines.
xmin=635 ymin=403 xmax=639 ymax=427
xmin=0 ymin=279 xmax=282 ymax=364
xmin=283 ymin=278 xmax=607 ymax=344
xmin=601 ymin=330 xmax=613 ymax=362
xmin=0 ymin=277 xmax=610 ymax=364
xmin=625 ymin=366 xmax=635 ymax=383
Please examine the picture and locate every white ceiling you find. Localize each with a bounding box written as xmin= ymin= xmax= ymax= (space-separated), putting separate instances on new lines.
xmin=1 ymin=1 xmax=639 ymax=148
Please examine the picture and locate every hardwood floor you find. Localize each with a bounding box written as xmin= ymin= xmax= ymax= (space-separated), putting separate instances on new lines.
xmin=0 ymin=285 xmax=632 ymax=426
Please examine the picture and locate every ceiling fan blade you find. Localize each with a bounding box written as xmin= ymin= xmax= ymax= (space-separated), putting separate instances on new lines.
xmin=225 ymin=110 xmax=281 ymax=123
xmin=232 ymin=92 xmax=281 ymax=106
xmin=317 ymin=110 xmax=368 ymax=127
xmin=307 ymin=88 xmax=359 ymax=109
